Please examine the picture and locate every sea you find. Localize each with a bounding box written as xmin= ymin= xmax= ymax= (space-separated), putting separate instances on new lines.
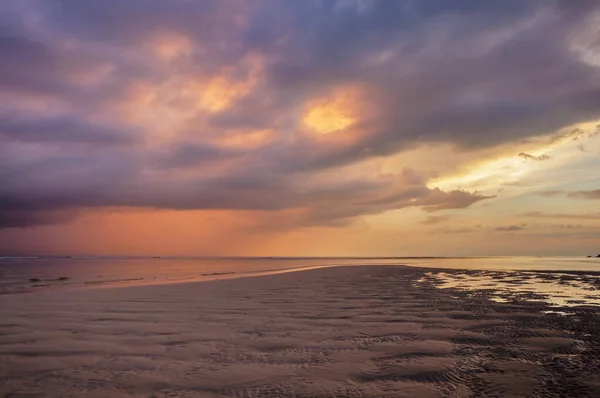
xmin=1 ymin=256 xmax=600 ymax=301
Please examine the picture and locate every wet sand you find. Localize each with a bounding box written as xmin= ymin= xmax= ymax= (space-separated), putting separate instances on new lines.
xmin=417 ymin=269 xmax=600 ymax=308
xmin=1 ymin=265 xmax=599 ymax=397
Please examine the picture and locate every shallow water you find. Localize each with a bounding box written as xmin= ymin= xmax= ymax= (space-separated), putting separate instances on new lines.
xmin=418 ymin=270 xmax=600 ymax=308
xmin=0 ymin=257 xmax=406 ymax=293
xmin=1 ymin=256 xmax=599 ymax=294
xmin=400 ymin=256 xmax=600 ymax=271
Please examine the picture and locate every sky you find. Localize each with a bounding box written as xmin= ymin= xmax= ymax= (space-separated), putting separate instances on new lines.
xmin=1 ymin=0 xmax=599 ymax=257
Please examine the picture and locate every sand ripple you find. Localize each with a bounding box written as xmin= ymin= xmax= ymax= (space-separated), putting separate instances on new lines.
xmin=1 ymin=266 xmax=600 ymax=397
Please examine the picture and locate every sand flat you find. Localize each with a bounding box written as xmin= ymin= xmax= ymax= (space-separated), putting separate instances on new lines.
xmin=1 ymin=265 xmax=599 ymax=397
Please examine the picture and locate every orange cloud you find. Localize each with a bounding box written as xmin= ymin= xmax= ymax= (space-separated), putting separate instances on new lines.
xmin=198 ymin=75 xmax=251 ymax=112
xmin=198 ymin=55 xmax=263 ymax=112
xmin=303 ymin=86 xmax=362 ymax=134
xmin=217 ymin=129 xmax=276 ymax=149
xmin=117 ymin=54 xmax=265 ymax=144
xmin=119 ymin=80 xmax=193 ymax=143
xmin=151 ymin=31 xmax=193 ymax=61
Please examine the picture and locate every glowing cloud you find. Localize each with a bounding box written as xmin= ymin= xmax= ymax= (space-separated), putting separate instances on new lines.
xmin=198 ymin=55 xmax=264 ymax=112
xmin=1 ymin=1 xmax=600 ymax=256
xmin=217 ymin=129 xmax=276 ymax=149
xmin=303 ymin=87 xmax=362 ymax=134
xmin=117 ymin=54 xmax=264 ymax=144
xmin=428 ymin=121 xmax=600 ymax=195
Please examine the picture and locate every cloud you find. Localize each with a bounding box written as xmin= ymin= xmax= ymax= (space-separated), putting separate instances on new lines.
xmin=567 ymin=189 xmax=600 ymax=200
xmin=527 ymin=231 xmax=600 ymax=240
xmin=549 ymin=126 xmax=600 ymax=146
xmin=151 ymin=143 xmax=239 ymax=170
xmin=0 ymin=0 xmax=599 ymax=232
xmin=535 ymin=189 xmax=600 ymax=200
xmin=418 ymin=189 xmax=494 ymax=212
xmin=521 ymin=211 xmax=600 ymax=219
xmin=554 ymin=224 xmax=583 ymax=229
xmin=0 ymin=114 xmax=138 ymax=145
xmin=536 ymin=190 xmax=565 ymax=197
xmin=494 ymin=224 xmax=527 ymax=231
xmin=441 ymin=227 xmax=474 ymax=234
xmin=0 ymin=150 xmax=491 ymax=228
xmin=421 ymin=215 xmax=449 ymax=225
xmin=537 ymin=189 xmax=600 ymax=200
xmin=518 ymin=152 xmax=550 ymax=161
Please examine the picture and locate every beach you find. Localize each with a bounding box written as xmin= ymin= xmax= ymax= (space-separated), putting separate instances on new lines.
xmin=1 ymin=265 xmax=600 ymax=397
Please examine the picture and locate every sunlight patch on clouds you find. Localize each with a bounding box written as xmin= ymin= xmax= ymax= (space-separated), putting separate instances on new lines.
xmin=195 ymin=54 xmax=264 ymax=113
xmin=303 ymin=86 xmax=363 ymax=134
xmin=118 ymin=55 xmax=263 ymax=142
xmin=217 ymin=129 xmax=276 ymax=149
xmin=428 ymin=121 xmax=600 ymax=195
xmin=429 ymin=155 xmax=532 ymax=193
xmin=199 ymin=74 xmax=254 ymax=112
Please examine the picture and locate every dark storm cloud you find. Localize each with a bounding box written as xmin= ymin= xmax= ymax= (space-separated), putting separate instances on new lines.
xmin=1 ymin=0 xmax=599 ymax=228
xmin=0 ymin=151 xmax=491 ymax=228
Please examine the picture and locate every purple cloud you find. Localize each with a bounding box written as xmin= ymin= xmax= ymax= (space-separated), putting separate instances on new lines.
xmin=1 ymin=0 xmax=599 ymax=229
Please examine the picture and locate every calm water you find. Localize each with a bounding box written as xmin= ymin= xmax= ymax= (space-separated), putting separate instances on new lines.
xmin=1 ymin=256 xmax=599 ymax=294
xmin=418 ymin=270 xmax=600 ymax=309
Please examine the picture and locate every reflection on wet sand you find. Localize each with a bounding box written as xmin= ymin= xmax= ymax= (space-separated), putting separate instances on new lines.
xmin=417 ymin=270 xmax=600 ymax=308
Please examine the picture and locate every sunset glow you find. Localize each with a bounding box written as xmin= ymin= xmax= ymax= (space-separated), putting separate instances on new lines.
xmin=303 ymin=88 xmax=361 ymax=134
xmin=1 ymin=0 xmax=599 ymax=256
